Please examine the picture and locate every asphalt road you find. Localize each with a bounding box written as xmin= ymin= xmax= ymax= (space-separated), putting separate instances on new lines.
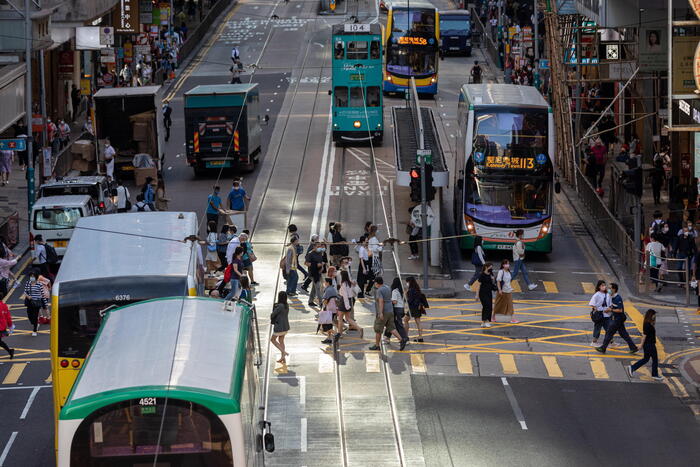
xmin=412 ymin=375 xmax=700 ymax=467
xmin=1 ymin=0 xmax=699 ymax=466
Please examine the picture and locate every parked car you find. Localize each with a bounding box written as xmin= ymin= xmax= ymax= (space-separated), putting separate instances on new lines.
xmin=37 ymin=176 xmax=116 ymax=214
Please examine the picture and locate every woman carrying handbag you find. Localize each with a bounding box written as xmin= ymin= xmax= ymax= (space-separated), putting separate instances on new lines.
xmin=478 ymin=263 xmax=496 ymax=327
xmin=338 ymin=271 xmax=363 ymax=338
xmin=24 ymin=269 xmax=47 ymax=337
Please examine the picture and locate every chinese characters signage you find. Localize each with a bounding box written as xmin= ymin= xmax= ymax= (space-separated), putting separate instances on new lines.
xmin=398 ymin=36 xmax=428 ymax=46
xmin=672 ymin=36 xmax=700 ymax=94
xmin=483 ymin=156 xmax=536 ymax=170
xmin=114 ymin=0 xmax=140 ymax=34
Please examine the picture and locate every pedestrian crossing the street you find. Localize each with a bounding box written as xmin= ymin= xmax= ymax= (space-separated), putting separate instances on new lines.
xmin=466 ymin=279 xmax=605 ymax=295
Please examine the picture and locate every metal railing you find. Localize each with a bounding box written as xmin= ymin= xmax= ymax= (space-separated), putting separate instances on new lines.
xmin=641 ymin=256 xmax=691 ymax=305
xmin=408 ymin=77 xmax=424 ymax=150
xmin=470 ymin=7 xmax=502 ymax=69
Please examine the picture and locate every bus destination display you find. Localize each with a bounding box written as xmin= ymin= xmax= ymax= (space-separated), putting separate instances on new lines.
xmin=398 ymin=36 xmax=428 ymax=46
xmin=484 ymin=155 xmax=535 ymax=169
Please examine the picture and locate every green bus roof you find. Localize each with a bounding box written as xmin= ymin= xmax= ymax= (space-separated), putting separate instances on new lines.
xmin=184 ymin=84 xmax=258 ymax=108
xmin=59 ymin=297 xmax=253 ymax=420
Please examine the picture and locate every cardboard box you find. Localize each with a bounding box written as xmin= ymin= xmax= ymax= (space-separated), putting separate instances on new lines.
xmin=129 ymin=110 xmax=155 ymax=123
xmin=71 ymin=159 xmax=95 ymax=173
xmin=137 ymin=141 xmax=151 ymax=155
xmin=134 ymin=167 xmax=158 ymax=187
xmin=133 ymin=122 xmax=149 ymax=142
xmin=205 ymin=276 xmax=219 ymax=289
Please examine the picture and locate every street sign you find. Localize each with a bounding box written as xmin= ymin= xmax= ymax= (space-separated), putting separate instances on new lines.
xmin=344 ymin=24 xmax=370 ymax=33
xmin=0 ymin=138 xmax=26 ymax=151
xmin=410 ymin=204 xmax=435 ymax=228
xmin=416 ymin=149 xmax=432 ymax=165
xmin=538 ymin=59 xmax=549 ymax=69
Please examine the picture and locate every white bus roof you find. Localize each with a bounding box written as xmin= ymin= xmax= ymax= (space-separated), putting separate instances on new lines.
xmin=461 ymin=84 xmax=549 ymax=108
xmin=70 ymin=297 xmax=243 ymax=401
xmin=56 ymin=212 xmax=198 ymax=283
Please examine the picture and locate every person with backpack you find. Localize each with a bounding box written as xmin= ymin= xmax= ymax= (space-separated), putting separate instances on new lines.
xmin=649 ymin=211 xmax=667 ymax=245
xmin=466 ymin=236 xmax=485 ymax=292
xmin=33 ymin=235 xmax=57 ymax=280
xmin=595 ymin=283 xmax=638 ymax=354
xmin=131 ymin=193 xmax=152 ymax=212
xmin=471 ymin=60 xmax=483 ymax=84
xmin=0 ymin=298 xmax=15 ymax=358
xmin=645 ymin=234 xmax=666 ymax=292
xmin=231 ymin=46 xmax=241 ymax=65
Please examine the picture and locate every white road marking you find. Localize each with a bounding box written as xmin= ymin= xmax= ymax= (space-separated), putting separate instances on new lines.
xmin=167 ymin=166 xmax=172 ymax=170
xmin=19 ymin=386 xmax=40 ymax=420
xmin=0 ymin=385 xmax=50 ymax=391
xmin=0 ymin=432 xmax=18 ymax=466
xmin=319 ymin=142 xmax=337 ymax=233
xmin=301 ymin=418 xmax=308 ymax=451
xmin=310 ymin=102 xmax=333 ymax=237
xmin=299 ymin=375 xmax=306 ymax=407
xmin=501 ymin=377 xmax=528 ymax=430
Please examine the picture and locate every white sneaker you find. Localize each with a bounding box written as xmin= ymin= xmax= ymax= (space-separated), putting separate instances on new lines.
xmin=480 ymin=322 xmax=487 ymax=328
xmin=652 ymin=376 xmax=664 ymax=381
xmin=408 ymin=255 xmax=418 ymax=260
xmin=463 ymin=283 xmax=471 ymax=291
xmin=31 ymin=332 xmax=37 ymax=336
xmin=484 ymin=322 xmax=492 ymax=328
xmin=590 ymin=341 xmax=599 ymax=346
xmin=528 ymin=283 xmax=538 ymax=290
xmin=626 ymin=365 xmax=633 ymax=378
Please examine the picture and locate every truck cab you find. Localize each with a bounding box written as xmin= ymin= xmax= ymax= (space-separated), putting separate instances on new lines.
xmin=439 ymin=10 xmax=472 ymax=57
xmin=184 ymin=84 xmax=262 ymax=175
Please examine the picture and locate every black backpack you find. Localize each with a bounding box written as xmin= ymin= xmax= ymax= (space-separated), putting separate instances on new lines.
xmin=136 ymin=202 xmax=146 ymax=212
xmin=44 ymin=244 xmax=58 ymax=264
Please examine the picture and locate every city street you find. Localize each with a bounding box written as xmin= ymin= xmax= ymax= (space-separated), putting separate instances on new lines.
xmin=0 ymin=0 xmax=699 ymax=466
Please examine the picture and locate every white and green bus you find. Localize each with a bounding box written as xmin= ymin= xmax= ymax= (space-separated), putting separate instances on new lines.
xmin=57 ymin=297 xmax=267 ymax=467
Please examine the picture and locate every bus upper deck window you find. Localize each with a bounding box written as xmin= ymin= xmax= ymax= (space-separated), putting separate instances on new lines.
xmin=334 ymin=41 xmax=345 ymax=59
xmin=347 ymin=41 xmax=368 ymax=60
xmin=370 ymin=41 xmax=380 ymax=59
xmin=335 ymin=87 xmax=348 ymax=107
xmin=366 ymin=87 xmax=380 ymax=107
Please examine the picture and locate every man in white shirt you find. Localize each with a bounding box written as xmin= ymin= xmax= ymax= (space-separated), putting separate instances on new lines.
xmin=510 ymin=229 xmax=538 ymax=290
xmin=115 ymin=180 xmax=130 ymax=213
xmin=225 ymin=226 xmax=240 ymax=264
xmin=645 ymin=235 xmax=666 ymax=292
xmin=104 ymin=139 xmax=115 ymax=180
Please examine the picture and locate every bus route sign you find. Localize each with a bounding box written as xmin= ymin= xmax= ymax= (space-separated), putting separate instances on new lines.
xmin=0 ymin=138 xmax=26 ymax=151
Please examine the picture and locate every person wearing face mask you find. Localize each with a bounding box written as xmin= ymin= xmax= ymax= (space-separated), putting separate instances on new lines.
xmin=305 ymin=242 xmax=326 ymax=307
xmin=23 ymin=270 xmax=47 ymax=336
xmin=206 ymin=186 xmax=223 ymax=227
xmin=494 ymin=259 xmax=518 ymax=323
xmin=675 ymin=224 xmax=697 ymax=284
xmin=478 ymin=263 xmax=497 ymax=327
xmin=595 ymin=283 xmax=638 ymax=354
xmin=300 ymin=234 xmax=319 ymax=293
xmin=356 ymin=235 xmax=373 ymax=298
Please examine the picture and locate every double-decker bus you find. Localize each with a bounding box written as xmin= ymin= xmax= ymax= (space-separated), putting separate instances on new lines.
xmin=384 ymin=0 xmax=440 ymax=95
xmin=455 ymin=84 xmax=556 ymax=253
xmin=57 ymin=297 xmax=266 ymax=466
xmin=51 ymin=213 xmax=203 ymax=433
xmin=331 ymin=23 xmax=384 ymax=143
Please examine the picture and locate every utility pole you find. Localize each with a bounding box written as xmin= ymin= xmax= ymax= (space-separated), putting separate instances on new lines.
xmin=39 ymin=51 xmax=48 ymax=183
xmin=533 ymin=0 xmax=539 ymax=60
xmin=419 ymin=154 xmax=429 ymax=290
xmin=24 ymin=0 xmax=34 ymax=221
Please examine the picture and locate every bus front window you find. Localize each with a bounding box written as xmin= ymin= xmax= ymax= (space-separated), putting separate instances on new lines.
xmin=386 ymin=48 xmax=436 ymax=76
xmin=392 ymin=10 xmax=436 ymax=33
xmin=466 ymin=173 xmax=551 ymax=224
xmin=473 ymin=108 xmax=548 ymax=157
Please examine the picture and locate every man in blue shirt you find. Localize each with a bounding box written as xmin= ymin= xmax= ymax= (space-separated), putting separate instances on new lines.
xmin=143 ymin=177 xmax=156 ymax=211
xmin=228 ymin=180 xmax=250 ymax=211
xmin=596 ymin=283 xmax=638 ymax=354
xmin=207 ymin=185 xmax=222 ymax=226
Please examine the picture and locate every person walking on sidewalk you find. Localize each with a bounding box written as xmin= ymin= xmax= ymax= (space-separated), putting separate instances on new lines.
xmin=284 ymin=236 xmax=299 ymax=296
xmin=270 ymin=291 xmax=290 ymax=365
xmin=467 ymin=236 xmax=486 ymax=291
xmin=58 ymin=120 xmax=70 ymax=150
xmin=595 ymin=283 xmax=638 ymax=354
xmin=23 ymin=269 xmax=46 ymax=336
xmin=628 ymin=309 xmax=663 ymax=381
xmin=369 ymin=277 xmax=407 ymax=351
xmin=494 ymin=259 xmax=518 ymax=323
xmin=511 ymin=229 xmax=538 ymax=290
xmin=104 ymin=139 xmax=116 ymax=181
xmin=162 ymin=100 xmax=172 ymax=142
xmin=0 ymin=299 xmax=14 ymax=359
xmin=588 ymin=280 xmax=612 ymax=347
xmin=115 ymin=180 xmax=131 ymax=213
xmin=478 ymin=263 xmax=496 ymax=327
xmin=0 ymin=150 xmax=13 ymax=186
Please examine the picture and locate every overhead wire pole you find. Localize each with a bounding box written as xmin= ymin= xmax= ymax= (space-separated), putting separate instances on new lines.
xmin=24 ymin=0 xmax=35 ymax=222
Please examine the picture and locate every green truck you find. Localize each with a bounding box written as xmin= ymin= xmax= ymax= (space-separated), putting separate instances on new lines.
xmin=184 ymin=84 xmax=263 ymax=175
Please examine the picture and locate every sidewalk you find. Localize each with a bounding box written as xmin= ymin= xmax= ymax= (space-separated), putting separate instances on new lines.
xmin=680 ymin=352 xmax=700 ymax=389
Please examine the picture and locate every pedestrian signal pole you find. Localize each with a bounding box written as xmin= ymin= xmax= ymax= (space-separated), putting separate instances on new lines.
xmin=417 ymin=149 xmax=431 ymax=289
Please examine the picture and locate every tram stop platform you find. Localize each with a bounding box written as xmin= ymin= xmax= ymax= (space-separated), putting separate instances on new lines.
xmin=392 ymin=106 xmax=448 ymax=187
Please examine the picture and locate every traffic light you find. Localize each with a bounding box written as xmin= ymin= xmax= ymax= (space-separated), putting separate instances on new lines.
xmin=622 ymin=167 xmax=643 ymax=198
xmin=410 ymin=166 xmax=422 ymax=202
xmin=424 ymin=164 xmax=436 ymax=201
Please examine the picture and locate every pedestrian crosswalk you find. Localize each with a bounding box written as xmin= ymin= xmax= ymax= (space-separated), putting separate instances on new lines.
xmin=0 ymin=363 xmax=51 ymax=387
xmin=467 ymin=279 xmax=603 ymax=295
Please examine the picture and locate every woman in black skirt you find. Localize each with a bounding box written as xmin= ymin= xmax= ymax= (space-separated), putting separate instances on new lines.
xmin=478 ymin=263 xmax=496 ymax=328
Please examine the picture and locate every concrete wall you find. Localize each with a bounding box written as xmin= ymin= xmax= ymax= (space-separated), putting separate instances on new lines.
xmin=44 ymin=0 xmax=118 ymax=22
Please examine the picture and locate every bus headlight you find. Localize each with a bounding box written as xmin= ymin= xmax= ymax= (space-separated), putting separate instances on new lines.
xmin=387 ymin=75 xmax=392 ymax=82
xmin=538 ymin=218 xmax=552 ymax=239
xmin=333 ymin=123 xmax=339 ymax=129
xmin=464 ymin=215 xmax=476 ymax=233
xmin=431 ymin=77 xmax=436 ymax=83
xmin=376 ymin=123 xmax=382 ymax=128
xmin=353 ymin=121 xmax=361 ymax=128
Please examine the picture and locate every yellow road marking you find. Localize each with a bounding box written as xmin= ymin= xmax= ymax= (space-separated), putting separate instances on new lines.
xmin=2 ymin=363 xmax=27 ymax=384
xmin=543 ymin=281 xmax=559 ymax=294
xmin=589 ymin=358 xmax=609 ymax=379
xmin=666 ymin=377 xmax=690 ymax=398
xmin=319 ymin=352 xmax=334 ymax=373
xmin=456 ymin=353 xmax=473 ymax=374
xmin=274 ymin=363 xmax=289 ymax=374
xmin=499 ymin=354 xmax=518 ymax=374
xmin=45 ymin=373 xmax=52 ymax=383
xmin=410 ymin=353 xmax=427 ymax=373
xmin=542 ymin=356 xmax=563 ymax=377
xmin=511 ymin=280 xmax=522 ymax=293
xmin=365 ymin=352 xmax=380 ymax=372
xmin=581 ymin=282 xmax=595 ymax=294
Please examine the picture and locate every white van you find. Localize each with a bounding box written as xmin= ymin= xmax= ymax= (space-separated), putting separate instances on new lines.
xmin=37 ymin=176 xmax=116 ymax=214
xmin=30 ymin=195 xmax=97 ymax=259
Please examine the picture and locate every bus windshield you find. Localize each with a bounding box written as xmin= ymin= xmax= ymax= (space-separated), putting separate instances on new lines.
xmin=391 ymin=9 xmax=436 ymax=34
xmin=70 ymin=399 xmax=232 ymax=465
xmin=440 ymin=17 xmax=471 ymax=36
xmin=473 ymin=108 xmax=548 ymax=157
xmin=386 ymin=47 xmax=437 ymax=76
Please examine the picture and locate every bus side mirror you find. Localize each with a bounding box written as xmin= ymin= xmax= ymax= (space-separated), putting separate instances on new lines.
xmin=554 ymin=181 xmax=561 ymax=194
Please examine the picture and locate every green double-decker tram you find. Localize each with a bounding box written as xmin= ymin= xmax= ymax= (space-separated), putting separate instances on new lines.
xmin=330 ymin=23 xmax=384 ymax=144
xmin=57 ymin=297 xmax=268 ymax=467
